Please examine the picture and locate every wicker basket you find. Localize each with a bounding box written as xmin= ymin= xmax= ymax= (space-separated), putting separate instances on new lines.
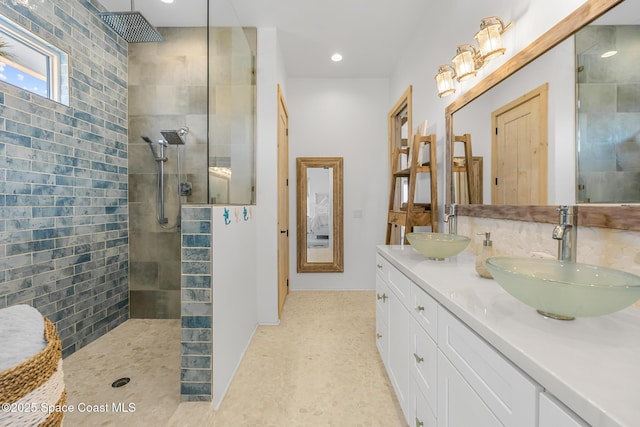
xmin=0 ymin=318 xmax=66 ymax=427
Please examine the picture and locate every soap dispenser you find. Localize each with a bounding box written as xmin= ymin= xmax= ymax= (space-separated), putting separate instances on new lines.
xmin=475 ymin=232 xmax=494 ymax=279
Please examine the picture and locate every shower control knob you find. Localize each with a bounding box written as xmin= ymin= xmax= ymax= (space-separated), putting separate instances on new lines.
xmin=179 ymin=182 xmax=193 ymax=196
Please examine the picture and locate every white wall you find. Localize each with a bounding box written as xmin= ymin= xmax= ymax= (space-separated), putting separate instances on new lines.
xmin=287 ymin=78 xmax=389 ymax=290
xmin=390 ymin=0 xmax=588 ymax=214
xmin=255 ymin=28 xmax=288 ymax=324
xmin=254 ymin=0 xmax=591 ymax=315
xmin=212 ymin=206 xmax=258 ymax=408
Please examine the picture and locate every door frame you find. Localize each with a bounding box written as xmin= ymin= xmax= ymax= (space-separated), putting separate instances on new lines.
xmin=277 ymin=84 xmax=290 ymax=319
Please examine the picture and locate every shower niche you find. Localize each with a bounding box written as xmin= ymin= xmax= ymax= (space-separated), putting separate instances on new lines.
xmin=127 ymin=21 xmax=257 ymax=318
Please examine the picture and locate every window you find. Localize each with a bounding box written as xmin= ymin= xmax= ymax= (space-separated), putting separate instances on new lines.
xmin=0 ymin=15 xmax=68 ymax=105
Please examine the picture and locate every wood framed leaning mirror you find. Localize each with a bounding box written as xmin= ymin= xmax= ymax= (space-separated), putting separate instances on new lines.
xmin=296 ymin=157 xmax=344 ymax=272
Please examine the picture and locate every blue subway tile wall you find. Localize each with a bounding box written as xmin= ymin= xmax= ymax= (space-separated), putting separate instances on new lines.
xmin=0 ymin=0 xmax=129 ymax=357
xmin=180 ymin=205 xmax=213 ymax=401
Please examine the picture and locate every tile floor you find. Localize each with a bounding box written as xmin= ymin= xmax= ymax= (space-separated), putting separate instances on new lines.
xmin=63 ymin=291 xmax=406 ymax=426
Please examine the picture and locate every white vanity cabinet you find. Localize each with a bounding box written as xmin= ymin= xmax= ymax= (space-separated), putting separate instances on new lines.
xmin=377 ymin=246 xmax=640 ymax=427
xmin=377 ymin=248 xmax=439 ymax=425
xmin=410 ymin=377 xmax=437 ymax=427
xmin=388 ymin=286 xmax=410 ymax=419
xmin=437 ymin=350 xmax=502 ymax=427
xmin=539 ymin=393 xmax=588 ymax=427
xmin=377 ymin=253 xmax=410 ymax=419
xmin=437 ymin=306 xmax=540 ymax=427
xmin=376 ymin=251 xmax=540 ymax=427
xmin=408 ymin=284 xmax=438 ymax=425
xmin=375 ymin=267 xmax=389 ymax=364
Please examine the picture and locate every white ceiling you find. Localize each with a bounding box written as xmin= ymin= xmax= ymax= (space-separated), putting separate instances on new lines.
xmin=99 ymin=0 xmax=432 ymax=78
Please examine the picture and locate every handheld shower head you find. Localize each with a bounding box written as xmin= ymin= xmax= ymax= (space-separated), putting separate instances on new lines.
xmin=161 ymin=127 xmax=189 ymax=145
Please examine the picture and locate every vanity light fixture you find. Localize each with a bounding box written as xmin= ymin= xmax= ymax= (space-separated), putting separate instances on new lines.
xmin=474 ymin=17 xmax=514 ymax=62
xmin=331 ymin=53 xmax=343 ymax=62
xmin=435 ymin=64 xmax=457 ymax=98
xmin=161 ymin=0 xmax=174 ymax=3
xmin=434 ymin=15 xmax=514 ymax=97
xmin=452 ymin=44 xmax=481 ymax=82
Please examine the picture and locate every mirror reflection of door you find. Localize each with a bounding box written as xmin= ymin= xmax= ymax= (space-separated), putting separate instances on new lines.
xmin=491 ymin=83 xmax=549 ymax=205
xmin=306 ymin=167 xmax=333 ymax=263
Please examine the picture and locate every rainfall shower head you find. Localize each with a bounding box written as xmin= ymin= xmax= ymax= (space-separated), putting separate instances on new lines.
xmin=141 ymin=136 xmax=153 ymax=144
xmin=98 ymin=1 xmax=163 ymax=43
xmin=161 ymin=127 xmax=189 ymax=145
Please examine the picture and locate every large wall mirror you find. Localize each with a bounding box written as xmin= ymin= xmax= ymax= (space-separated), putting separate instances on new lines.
xmin=445 ymin=0 xmax=640 ymax=230
xmin=296 ymin=157 xmax=344 ymax=272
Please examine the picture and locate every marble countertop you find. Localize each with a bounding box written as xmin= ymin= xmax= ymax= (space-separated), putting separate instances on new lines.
xmin=377 ymin=245 xmax=640 ymax=427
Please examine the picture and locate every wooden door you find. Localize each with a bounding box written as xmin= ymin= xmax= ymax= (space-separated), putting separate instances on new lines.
xmin=491 ymin=83 xmax=548 ymax=205
xmin=277 ymin=85 xmax=290 ymax=319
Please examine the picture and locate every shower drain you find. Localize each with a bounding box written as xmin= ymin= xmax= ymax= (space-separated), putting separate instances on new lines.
xmin=111 ymin=377 xmax=131 ymax=388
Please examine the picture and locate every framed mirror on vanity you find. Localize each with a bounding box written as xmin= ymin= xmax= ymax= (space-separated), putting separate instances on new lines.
xmin=445 ymin=0 xmax=640 ymax=232
xmin=296 ymin=157 xmax=344 ymax=272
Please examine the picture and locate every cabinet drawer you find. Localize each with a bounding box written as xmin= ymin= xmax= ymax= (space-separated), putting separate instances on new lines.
xmin=409 ymin=282 xmax=438 ymax=341
xmin=438 ymin=306 xmax=540 ymax=427
xmin=387 ymin=260 xmax=411 ymax=306
xmin=376 ymin=274 xmax=390 ymax=316
xmin=410 ymin=317 xmax=437 ymax=416
xmin=539 ymin=392 xmax=588 ymax=427
xmin=437 ymin=351 xmax=503 ymax=427
xmin=410 ymin=378 xmax=437 ymax=427
xmin=376 ymin=252 xmax=411 ymax=306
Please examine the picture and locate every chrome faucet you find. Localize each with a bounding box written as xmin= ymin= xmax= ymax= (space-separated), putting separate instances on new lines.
xmin=443 ymin=204 xmax=457 ymax=235
xmin=552 ymin=205 xmax=577 ymax=262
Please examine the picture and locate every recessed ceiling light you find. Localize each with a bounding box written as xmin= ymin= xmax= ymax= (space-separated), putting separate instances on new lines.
xmin=601 ymin=50 xmax=617 ymax=58
xmin=161 ymin=0 xmax=174 ymax=3
xmin=331 ymin=53 xmax=343 ymax=62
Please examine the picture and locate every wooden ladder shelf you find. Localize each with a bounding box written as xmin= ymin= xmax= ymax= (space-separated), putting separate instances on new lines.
xmin=386 ymin=133 xmax=438 ymax=244
xmin=452 ymin=133 xmax=483 ymax=204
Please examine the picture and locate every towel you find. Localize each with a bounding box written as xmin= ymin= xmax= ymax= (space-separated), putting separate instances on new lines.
xmin=0 ymin=305 xmax=47 ymax=372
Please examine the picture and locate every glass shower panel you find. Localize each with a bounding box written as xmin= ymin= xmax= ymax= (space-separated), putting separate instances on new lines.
xmin=576 ymin=25 xmax=640 ymax=203
xmin=208 ymin=26 xmax=257 ymax=205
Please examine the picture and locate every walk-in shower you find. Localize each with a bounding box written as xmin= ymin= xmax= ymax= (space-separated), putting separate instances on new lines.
xmin=141 ymin=127 xmax=191 ymax=229
xmin=127 ymin=21 xmax=256 ymax=319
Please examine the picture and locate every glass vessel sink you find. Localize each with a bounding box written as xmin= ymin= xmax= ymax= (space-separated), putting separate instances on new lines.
xmin=486 ymin=257 xmax=640 ymax=320
xmin=406 ymin=232 xmax=471 ymax=260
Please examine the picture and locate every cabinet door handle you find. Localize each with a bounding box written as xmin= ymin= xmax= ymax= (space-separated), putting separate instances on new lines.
xmin=376 ymin=333 xmax=383 ymax=340
xmin=415 ymin=305 xmax=425 ymax=312
xmin=413 ymin=353 xmax=424 ymax=364
xmin=376 ymin=263 xmax=383 ymax=269
xmin=415 ymin=418 xmax=424 ymax=427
